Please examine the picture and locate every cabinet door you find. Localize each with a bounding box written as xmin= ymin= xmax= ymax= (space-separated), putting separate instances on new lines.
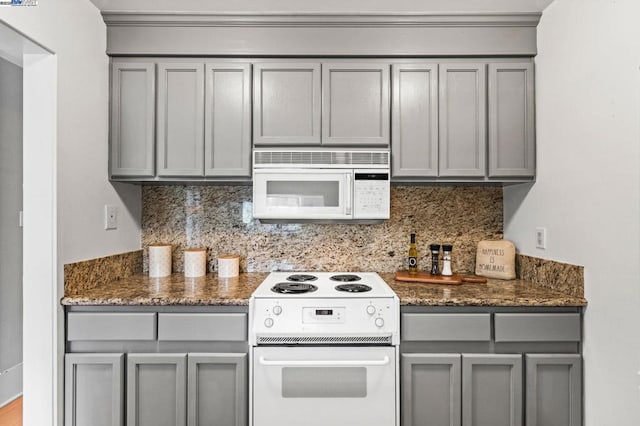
xmin=110 ymin=62 xmax=155 ymax=177
xmin=65 ymin=353 xmax=124 ymax=426
xmin=488 ymin=63 xmax=535 ymax=177
xmin=462 ymin=354 xmax=522 ymax=426
xmin=439 ymin=64 xmax=487 ymax=177
xmin=253 ymin=63 xmax=321 ymax=145
xmin=157 ymin=63 xmax=205 ymax=177
xmin=402 ymin=354 xmax=461 ymax=426
xmin=392 ymin=64 xmax=439 ymax=177
xmin=322 ymin=63 xmax=390 ymax=145
xmin=204 ymin=63 xmax=251 ymax=177
xmin=187 ymin=353 xmax=247 ymax=426
xmin=525 ymin=355 xmax=581 ymax=426
xmin=127 ymin=353 xmax=187 ymax=426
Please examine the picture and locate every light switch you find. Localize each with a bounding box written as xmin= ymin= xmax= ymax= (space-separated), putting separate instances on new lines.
xmin=535 ymin=227 xmax=546 ymax=249
xmin=105 ymin=205 xmax=118 ymax=230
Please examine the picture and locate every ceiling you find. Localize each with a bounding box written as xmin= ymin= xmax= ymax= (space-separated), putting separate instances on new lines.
xmin=89 ymin=0 xmax=555 ymax=13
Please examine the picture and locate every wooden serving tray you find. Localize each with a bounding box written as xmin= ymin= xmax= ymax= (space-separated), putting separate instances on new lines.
xmin=394 ymin=271 xmax=488 ymax=285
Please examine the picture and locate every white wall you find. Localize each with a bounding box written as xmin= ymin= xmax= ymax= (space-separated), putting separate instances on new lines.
xmin=0 ymin=1 xmax=141 ymax=265
xmin=0 ymin=0 xmax=142 ymax=424
xmin=503 ymin=0 xmax=640 ymax=424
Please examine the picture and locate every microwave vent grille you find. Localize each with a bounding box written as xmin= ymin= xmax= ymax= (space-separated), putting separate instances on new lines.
xmin=255 ymin=151 xmax=389 ymax=166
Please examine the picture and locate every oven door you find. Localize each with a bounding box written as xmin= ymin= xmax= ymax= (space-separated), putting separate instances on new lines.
xmin=252 ymin=346 xmax=397 ymax=426
xmin=253 ymin=169 xmax=353 ymax=220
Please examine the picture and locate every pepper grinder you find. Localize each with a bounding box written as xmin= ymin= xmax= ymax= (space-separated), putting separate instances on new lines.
xmin=429 ymin=244 xmax=441 ymax=275
xmin=441 ymin=244 xmax=453 ymax=276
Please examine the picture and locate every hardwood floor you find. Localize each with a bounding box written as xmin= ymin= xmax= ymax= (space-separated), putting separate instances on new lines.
xmin=0 ymin=396 xmax=22 ymax=426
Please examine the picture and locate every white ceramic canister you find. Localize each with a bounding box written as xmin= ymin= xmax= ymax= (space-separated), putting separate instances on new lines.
xmin=184 ymin=248 xmax=207 ymax=278
xmin=217 ymin=254 xmax=240 ymax=278
xmin=148 ymin=244 xmax=172 ymax=277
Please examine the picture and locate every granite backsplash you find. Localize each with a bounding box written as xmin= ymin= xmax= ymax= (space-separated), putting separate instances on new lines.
xmin=141 ymin=185 xmax=503 ymax=273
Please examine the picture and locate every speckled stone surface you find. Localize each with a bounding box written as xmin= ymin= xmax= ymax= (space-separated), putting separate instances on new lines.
xmin=61 ymin=273 xmax=268 ymax=306
xmin=61 ymin=271 xmax=586 ymax=307
xmin=142 ymin=185 xmax=503 ymax=274
xmin=516 ymin=254 xmax=584 ymax=297
xmin=381 ymin=273 xmax=587 ymax=306
xmin=64 ymin=250 xmax=143 ymax=296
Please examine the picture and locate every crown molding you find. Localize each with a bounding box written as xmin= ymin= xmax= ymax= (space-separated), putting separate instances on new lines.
xmin=102 ymin=12 xmax=541 ymax=28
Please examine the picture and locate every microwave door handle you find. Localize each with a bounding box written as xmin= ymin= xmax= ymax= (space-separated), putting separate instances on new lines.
xmin=258 ymin=356 xmax=390 ymax=367
xmin=345 ymin=173 xmax=352 ymax=215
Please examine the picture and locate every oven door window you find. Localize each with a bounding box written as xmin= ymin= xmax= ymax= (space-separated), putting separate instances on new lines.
xmin=282 ymin=367 xmax=366 ymax=398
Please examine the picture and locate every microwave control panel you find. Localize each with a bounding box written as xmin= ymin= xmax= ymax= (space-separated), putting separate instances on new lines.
xmin=353 ymin=171 xmax=390 ymax=219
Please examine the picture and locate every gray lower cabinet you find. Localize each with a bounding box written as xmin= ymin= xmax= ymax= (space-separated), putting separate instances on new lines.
xmin=391 ymin=63 xmax=439 ymax=177
xmin=322 ymin=63 xmax=390 ymax=145
xmin=488 ymin=63 xmax=535 ymax=178
xmin=204 ymin=63 xmax=252 ymax=177
xmin=127 ymin=353 xmax=187 ymax=426
xmin=401 ymin=354 xmax=461 ymax=426
xmin=65 ymin=353 xmax=124 ymax=426
xmin=439 ymin=64 xmax=487 ymax=177
xmin=462 ymin=354 xmax=523 ymax=426
xmin=156 ymin=63 xmax=205 ymax=177
xmin=525 ymin=354 xmax=581 ymax=426
xmin=253 ymin=62 xmax=321 ymax=145
xmin=187 ymin=354 xmax=247 ymax=426
xmin=124 ymin=353 xmax=247 ymax=426
xmin=110 ymin=62 xmax=155 ymax=178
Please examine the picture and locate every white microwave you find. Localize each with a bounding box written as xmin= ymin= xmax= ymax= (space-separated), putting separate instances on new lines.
xmin=252 ymin=149 xmax=390 ymax=222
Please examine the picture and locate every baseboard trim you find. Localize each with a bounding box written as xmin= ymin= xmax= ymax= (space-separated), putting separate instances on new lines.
xmin=0 ymin=363 xmax=23 ymax=408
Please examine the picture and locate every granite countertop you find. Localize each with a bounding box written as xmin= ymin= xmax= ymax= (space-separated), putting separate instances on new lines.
xmin=378 ymin=273 xmax=586 ymax=307
xmin=61 ymin=272 xmax=587 ymax=307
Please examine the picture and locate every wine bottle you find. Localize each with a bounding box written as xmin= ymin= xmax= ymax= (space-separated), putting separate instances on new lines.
xmin=408 ymin=233 xmax=418 ymax=274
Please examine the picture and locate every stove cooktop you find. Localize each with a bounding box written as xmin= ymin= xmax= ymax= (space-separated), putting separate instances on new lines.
xmin=252 ymin=272 xmax=396 ymax=299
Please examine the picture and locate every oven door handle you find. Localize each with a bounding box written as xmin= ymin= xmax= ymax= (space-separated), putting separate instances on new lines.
xmin=258 ymin=356 xmax=390 ymax=367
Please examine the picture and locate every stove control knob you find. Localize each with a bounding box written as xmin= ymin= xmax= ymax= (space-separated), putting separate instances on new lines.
xmin=264 ymin=318 xmax=274 ymax=328
xmin=366 ymin=305 xmax=376 ymax=315
xmin=273 ymin=305 xmax=283 ymax=315
xmin=375 ymin=317 xmax=384 ymax=328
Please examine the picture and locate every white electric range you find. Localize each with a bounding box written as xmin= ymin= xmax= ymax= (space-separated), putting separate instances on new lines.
xmin=249 ymin=272 xmax=400 ymax=426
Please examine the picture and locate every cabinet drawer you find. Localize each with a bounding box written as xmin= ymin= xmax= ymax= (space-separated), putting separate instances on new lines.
xmin=494 ymin=313 xmax=581 ymax=342
xmin=67 ymin=313 xmax=157 ymax=341
xmin=401 ymin=313 xmax=491 ymax=341
xmin=158 ymin=313 xmax=247 ymax=341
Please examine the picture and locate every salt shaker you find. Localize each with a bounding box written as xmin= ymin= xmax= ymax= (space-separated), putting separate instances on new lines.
xmin=429 ymin=244 xmax=441 ymax=275
xmin=441 ymin=244 xmax=453 ymax=276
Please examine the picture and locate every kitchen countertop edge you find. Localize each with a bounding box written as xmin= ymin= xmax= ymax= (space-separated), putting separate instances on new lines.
xmin=61 ymin=272 xmax=587 ymax=307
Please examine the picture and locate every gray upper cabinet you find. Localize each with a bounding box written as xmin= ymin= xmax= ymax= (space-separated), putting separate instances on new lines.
xmin=488 ymin=63 xmax=535 ymax=177
xmin=439 ymin=64 xmax=487 ymax=177
xmin=187 ymin=353 xmax=247 ymax=426
xmin=322 ymin=63 xmax=390 ymax=145
xmin=65 ymin=353 xmax=124 ymax=426
xmin=462 ymin=354 xmax=522 ymax=426
xmin=156 ymin=63 xmax=205 ymax=177
xmin=204 ymin=63 xmax=252 ymax=177
xmin=110 ymin=62 xmax=155 ymax=178
xmin=392 ymin=64 xmax=439 ymax=177
xmin=525 ymin=354 xmax=581 ymax=426
xmin=253 ymin=63 xmax=321 ymax=145
xmin=402 ymin=354 xmax=462 ymax=426
xmin=127 ymin=353 xmax=187 ymax=426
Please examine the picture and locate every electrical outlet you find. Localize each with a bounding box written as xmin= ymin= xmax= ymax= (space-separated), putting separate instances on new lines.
xmin=535 ymin=227 xmax=546 ymax=249
xmin=105 ymin=205 xmax=118 ymax=230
